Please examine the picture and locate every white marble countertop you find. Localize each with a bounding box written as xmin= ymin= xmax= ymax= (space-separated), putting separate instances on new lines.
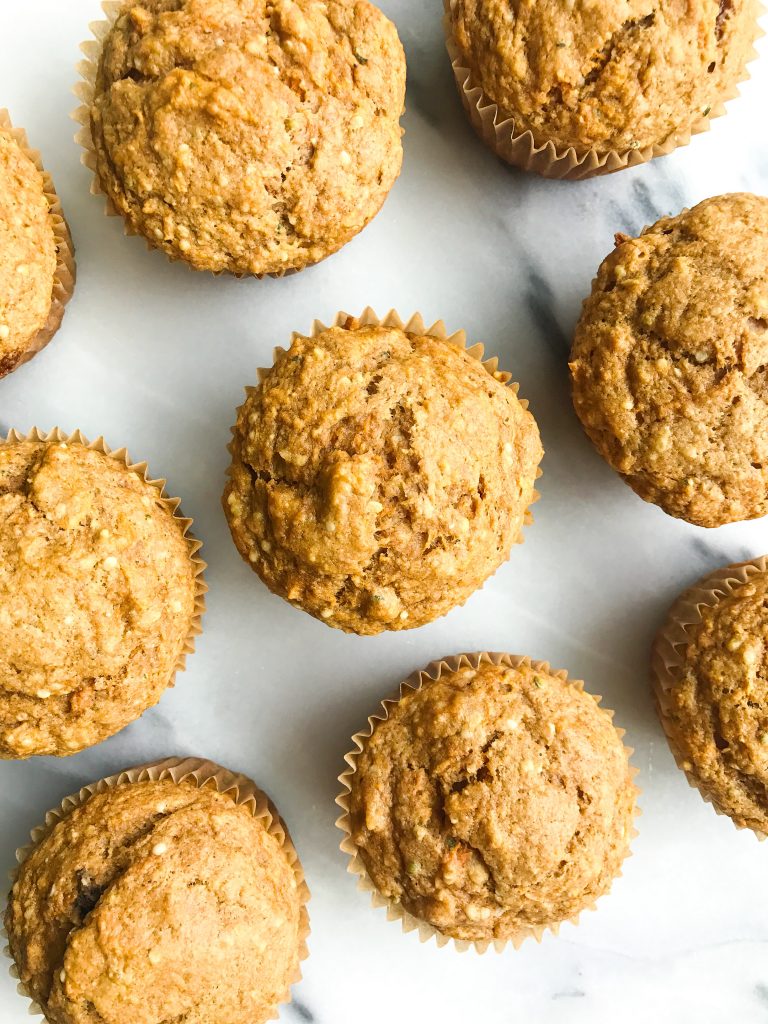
xmin=2 ymin=3 xmax=768 ymax=1022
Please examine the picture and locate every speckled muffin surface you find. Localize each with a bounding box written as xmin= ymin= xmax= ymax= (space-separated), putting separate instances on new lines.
xmin=0 ymin=441 xmax=197 ymax=758
xmin=346 ymin=658 xmax=636 ymax=943
xmin=654 ymin=569 xmax=768 ymax=835
xmin=570 ymin=193 xmax=768 ymax=528
xmin=224 ymin=321 xmax=543 ymax=634
xmin=448 ymin=0 xmax=758 ymax=155
xmin=5 ymin=778 xmax=304 ymax=1024
xmin=0 ymin=129 xmax=57 ymax=376
xmin=90 ymin=0 xmax=406 ymax=275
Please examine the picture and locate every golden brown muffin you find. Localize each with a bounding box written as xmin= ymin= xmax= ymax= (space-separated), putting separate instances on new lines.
xmin=5 ymin=777 xmax=304 ymax=1024
xmin=344 ymin=656 xmax=637 ymax=944
xmin=89 ymin=0 xmax=406 ymax=275
xmin=448 ymin=0 xmax=758 ymax=156
xmin=570 ymin=193 xmax=768 ymax=528
xmin=223 ymin=318 xmax=543 ymax=634
xmin=0 ymin=129 xmax=58 ymax=376
xmin=652 ymin=560 xmax=768 ymax=835
xmin=0 ymin=440 xmax=199 ymax=758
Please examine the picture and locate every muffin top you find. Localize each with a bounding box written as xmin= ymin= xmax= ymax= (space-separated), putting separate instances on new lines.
xmin=449 ymin=0 xmax=757 ymax=154
xmin=5 ymin=778 xmax=303 ymax=1024
xmin=91 ymin=0 xmax=405 ymax=275
xmin=570 ymin=193 xmax=768 ymax=528
xmin=0 ymin=440 xmax=197 ymax=758
xmin=657 ymin=570 xmax=768 ymax=834
xmin=0 ymin=129 xmax=57 ymax=376
xmin=347 ymin=658 xmax=636 ymax=942
xmin=224 ymin=321 xmax=543 ymax=634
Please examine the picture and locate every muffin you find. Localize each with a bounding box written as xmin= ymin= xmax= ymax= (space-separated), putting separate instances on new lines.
xmin=445 ymin=0 xmax=760 ymax=176
xmin=570 ymin=193 xmax=768 ymax=527
xmin=4 ymin=759 xmax=308 ymax=1024
xmin=0 ymin=434 xmax=203 ymax=758
xmin=84 ymin=0 xmax=406 ymax=275
xmin=223 ymin=313 xmax=543 ymax=634
xmin=0 ymin=111 xmax=74 ymax=377
xmin=652 ymin=556 xmax=768 ymax=836
xmin=338 ymin=653 xmax=637 ymax=946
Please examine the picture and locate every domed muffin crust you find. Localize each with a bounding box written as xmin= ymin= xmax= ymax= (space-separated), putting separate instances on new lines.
xmin=346 ymin=657 xmax=636 ymax=943
xmin=654 ymin=568 xmax=768 ymax=835
xmin=570 ymin=193 xmax=768 ymax=528
xmin=0 ymin=129 xmax=57 ymax=376
xmin=5 ymin=779 xmax=303 ymax=1024
xmin=90 ymin=0 xmax=406 ymax=275
xmin=224 ymin=320 xmax=543 ymax=634
xmin=0 ymin=441 xmax=197 ymax=758
xmin=448 ymin=0 xmax=757 ymax=155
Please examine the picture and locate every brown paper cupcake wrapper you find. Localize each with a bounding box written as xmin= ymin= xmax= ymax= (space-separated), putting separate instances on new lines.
xmin=1 ymin=427 xmax=207 ymax=715
xmin=2 ymin=756 xmax=310 ymax=1021
xmin=651 ymin=556 xmax=768 ymax=839
xmin=72 ymin=1 xmax=314 ymax=279
xmin=0 ymin=110 xmax=76 ymax=377
xmin=230 ymin=307 xmax=541 ymax=540
xmin=335 ymin=651 xmax=640 ymax=952
xmin=443 ymin=0 xmax=765 ymax=180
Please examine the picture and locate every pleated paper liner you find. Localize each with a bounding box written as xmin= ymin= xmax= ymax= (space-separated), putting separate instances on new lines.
xmin=1 ymin=427 xmax=207 ymax=728
xmin=651 ymin=555 xmax=768 ymax=840
xmin=0 ymin=110 xmax=75 ymax=377
xmin=230 ymin=307 xmax=542 ymax=540
xmin=2 ymin=756 xmax=311 ymax=1023
xmin=336 ymin=651 xmax=640 ymax=953
xmin=443 ymin=0 xmax=765 ymax=180
xmin=71 ymin=1 xmax=384 ymax=279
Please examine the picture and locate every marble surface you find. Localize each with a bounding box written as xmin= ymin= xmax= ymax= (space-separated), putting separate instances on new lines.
xmin=2 ymin=2 xmax=768 ymax=1021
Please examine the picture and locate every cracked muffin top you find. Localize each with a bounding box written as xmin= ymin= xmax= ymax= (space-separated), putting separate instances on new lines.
xmin=0 ymin=440 xmax=197 ymax=758
xmin=448 ymin=0 xmax=758 ymax=155
xmin=5 ymin=778 xmax=304 ymax=1024
xmin=570 ymin=193 xmax=768 ymax=528
xmin=223 ymin=320 xmax=543 ymax=635
xmin=90 ymin=0 xmax=406 ymax=275
xmin=655 ymin=568 xmax=768 ymax=835
xmin=347 ymin=657 xmax=636 ymax=943
xmin=0 ymin=129 xmax=57 ymax=377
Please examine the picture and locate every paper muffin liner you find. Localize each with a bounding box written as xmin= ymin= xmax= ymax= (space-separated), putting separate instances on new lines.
xmin=2 ymin=756 xmax=311 ymax=1022
xmin=335 ymin=651 xmax=640 ymax=952
xmin=227 ymin=307 xmax=542 ymax=546
xmin=443 ymin=0 xmax=765 ymax=180
xmin=0 ymin=110 xmax=75 ymax=377
xmin=0 ymin=426 xmax=207 ymax=747
xmin=651 ymin=556 xmax=768 ymax=839
xmin=72 ymin=1 xmax=351 ymax=279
